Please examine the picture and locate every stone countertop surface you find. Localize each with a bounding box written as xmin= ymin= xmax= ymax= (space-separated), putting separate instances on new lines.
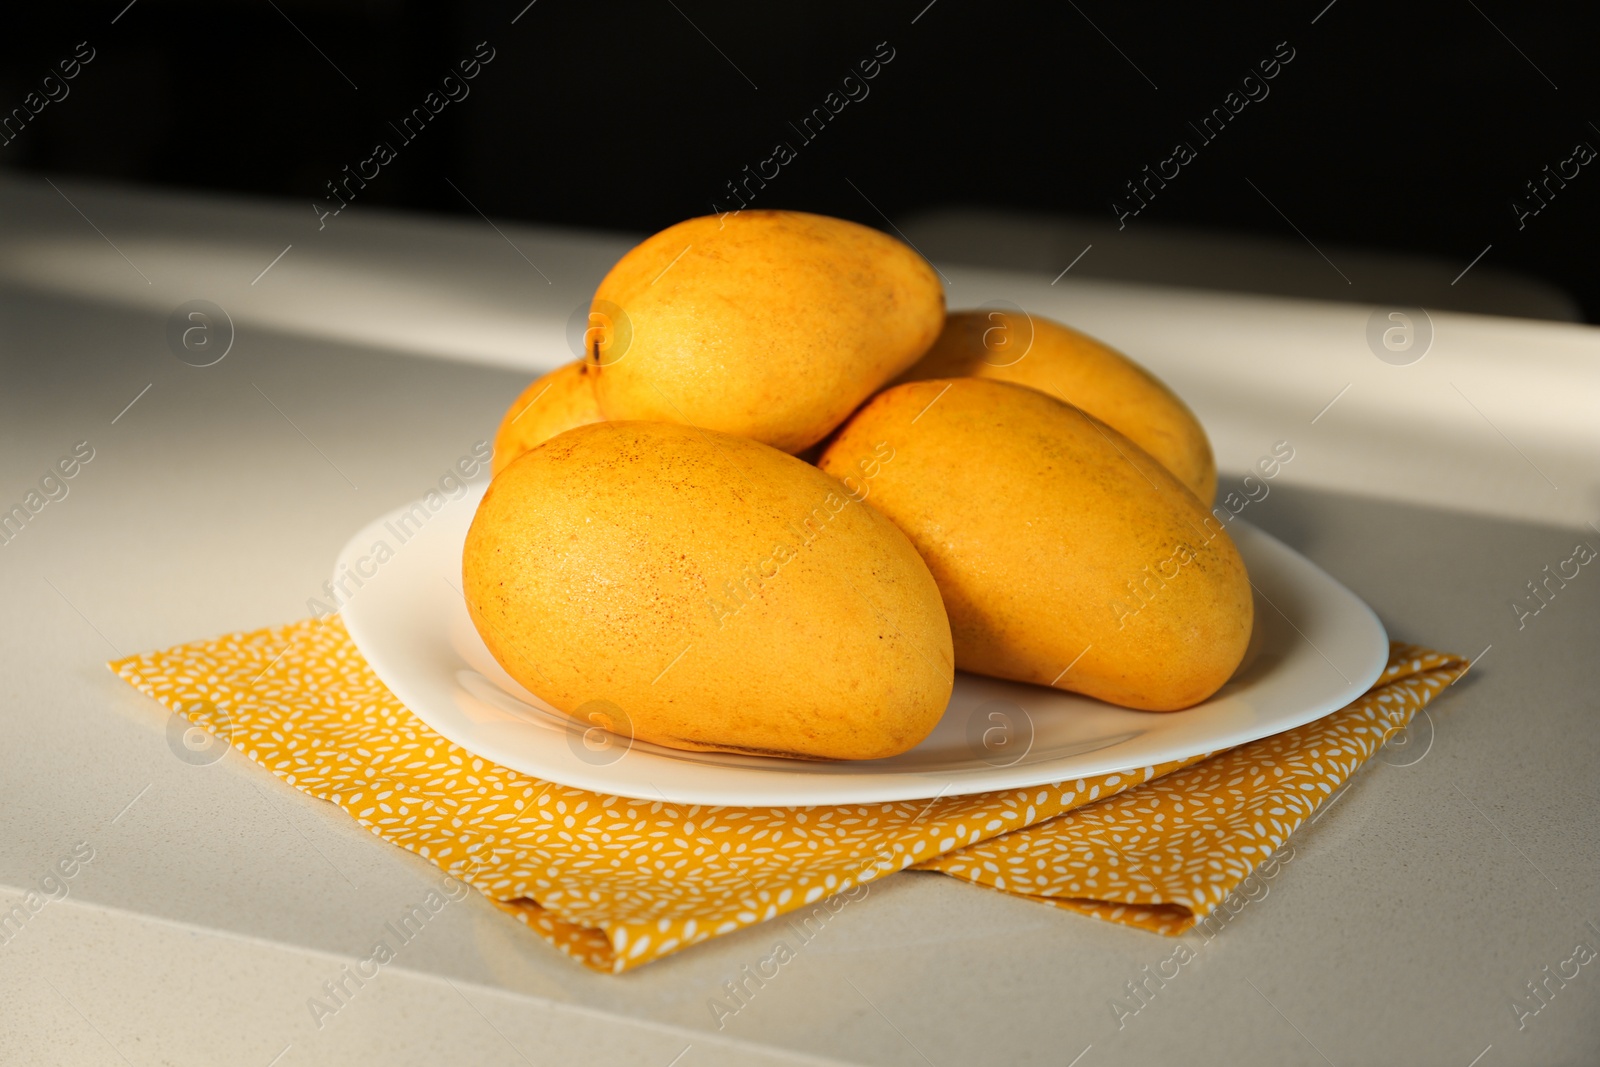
xmin=0 ymin=174 xmax=1596 ymax=1066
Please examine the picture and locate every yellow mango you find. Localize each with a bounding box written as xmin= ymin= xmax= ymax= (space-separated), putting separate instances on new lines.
xmin=896 ymin=310 xmax=1217 ymax=503
xmin=819 ymin=378 xmax=1251 ymax=711
xmin=463 ymin=421 xmax=953 ymax=759
xmin=587 ymin=211 xmax=945 ymax=454
xmin=490 ymin=361 xmax=605 ymax=476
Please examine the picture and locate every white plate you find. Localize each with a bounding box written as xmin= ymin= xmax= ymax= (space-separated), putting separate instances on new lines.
xmin=336 ymin=484 xmax=1387 ymax=806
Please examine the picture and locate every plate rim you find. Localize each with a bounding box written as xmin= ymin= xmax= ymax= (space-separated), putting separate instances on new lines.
xmin=337 ymin=485 xmax=1389 ymax=806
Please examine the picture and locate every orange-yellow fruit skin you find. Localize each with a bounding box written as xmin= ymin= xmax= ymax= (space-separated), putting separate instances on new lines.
xmin=588 ymin=211 xmax=945 ymax=454
xmin=896 ymin=311 xmax=1217 ymax=503
xmin=819 ymin=379 xmax=1251 ymax=712
xmin=491 ymin=361 xmax=604 ymax=476
xmin=463 ymin=421 xmax=954 ymax=760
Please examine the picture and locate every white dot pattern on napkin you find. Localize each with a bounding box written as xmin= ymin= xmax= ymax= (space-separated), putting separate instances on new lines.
xmin=112 ymin=619 xmax=1466 ymax=972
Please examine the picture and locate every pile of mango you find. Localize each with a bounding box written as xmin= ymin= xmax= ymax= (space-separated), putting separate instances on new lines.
xmin=463 ymin=211 xmax=1251 ymax=761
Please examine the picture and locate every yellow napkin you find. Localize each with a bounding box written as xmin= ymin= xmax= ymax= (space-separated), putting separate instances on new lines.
xmin=111 ymin=617 xmax=1466 ymax=973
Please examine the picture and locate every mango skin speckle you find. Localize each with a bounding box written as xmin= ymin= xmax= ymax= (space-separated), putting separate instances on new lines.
xmin=894 ymin=311 xmax=1217 ymax=504
xmin=819 ymin=378 xmax=1251 ymax=711
xmin=464 ymin=421 xmax=954 ymax=760
xmin=588 ymin=211 xmax=945 ymax=454
xmin=491 ymin=360 xmax=605 ymax=476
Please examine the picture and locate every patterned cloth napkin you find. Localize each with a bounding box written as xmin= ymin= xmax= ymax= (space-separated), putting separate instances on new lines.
xmin=110 ymin=617 xmax=1467 ymax=973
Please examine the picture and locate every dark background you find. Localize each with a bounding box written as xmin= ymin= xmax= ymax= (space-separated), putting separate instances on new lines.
xmin=3 ymin=0 xmax=1597 ymax=318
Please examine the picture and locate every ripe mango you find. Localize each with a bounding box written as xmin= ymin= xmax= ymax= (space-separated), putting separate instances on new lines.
xmin=491 ymin=361 xmax=604 ymax=476
xmin=586 ymin=211 xmax=945 ymax=454
xmin=463 ymin=421 xmax=954 ymax=759
xmin=818 ymin=378 xmax=1251 ymax=711
xmin=896 ymin=310 xmax=1216 ymax=503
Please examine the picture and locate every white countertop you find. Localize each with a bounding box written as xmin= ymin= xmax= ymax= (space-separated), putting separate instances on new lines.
xmin=1 ymin=174 xmax=1596 ymax=1066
